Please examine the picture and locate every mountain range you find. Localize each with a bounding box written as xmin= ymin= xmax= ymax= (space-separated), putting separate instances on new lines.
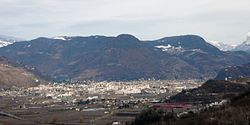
xmin=0 ymin=35 xmax=23 ymax=48
xmin=208 ymin=41 xmax=236 ymax=51
xmin=233 ymin=33 xmax=250 ymax=53
xmin=0 ymin=38 xmax=15 ymax=48
xmin=0 ymin=34 xmax=249 ymax=81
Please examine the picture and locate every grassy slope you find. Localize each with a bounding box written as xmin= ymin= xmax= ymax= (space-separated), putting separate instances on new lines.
xmin=0 ymin=58 xmax=42 ymax=89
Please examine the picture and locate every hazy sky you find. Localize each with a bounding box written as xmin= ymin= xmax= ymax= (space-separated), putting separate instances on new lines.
xmin=0 ymin=0 xmax=250 ymax=44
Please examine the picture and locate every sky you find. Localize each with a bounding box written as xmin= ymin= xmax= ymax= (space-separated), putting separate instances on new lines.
xmin=0 ymin=0 xmax=250 ymax=44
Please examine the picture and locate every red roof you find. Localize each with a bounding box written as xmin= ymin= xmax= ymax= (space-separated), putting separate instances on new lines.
xmin=152 ymin=103 xmax=192 ymax=109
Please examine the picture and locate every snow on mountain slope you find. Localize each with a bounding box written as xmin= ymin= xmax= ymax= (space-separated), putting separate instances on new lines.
xmin=0 ymin=39 xmax=15 ymax=47
xmin=233 ymin=32 xmax=250 ymax=53
xmin=52 ymin=36 xmax=73 ymax=41
xmin=0 ymin=35 xmax=23 ymax=47
xmin=234 ymin=43 xmax=250 ymax=52
xmin=209 ymin=41 xmax=236 ymax=51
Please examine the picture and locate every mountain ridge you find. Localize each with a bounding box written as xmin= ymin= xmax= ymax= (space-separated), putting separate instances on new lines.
xmin=215 ymin=63 xmax=250 ymax=80
xmin=0 ymin=35 xmax=24 ymax=48
xmin=209 ymin=41 xmax=236 ymax=51
xmin=0 ymin=34 xmax=249 ymax=81
xmin=233 ymin=32 xmax=250 ymax=53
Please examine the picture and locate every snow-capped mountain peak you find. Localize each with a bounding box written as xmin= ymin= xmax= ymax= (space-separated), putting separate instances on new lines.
xmin=0 ymin=39 xmax=13 ymax=47
xmin=209 ymin=41 xmax=236 ymax=51
xmin=245 ymin=32 xmax=250 ymax=44
xmin=0 ymin=35 xmax=23 ymax=48
xmin=233 ymin=32 xmax=250 ymax=53
xmin=0 ymin=38 xmax=16 ymax=48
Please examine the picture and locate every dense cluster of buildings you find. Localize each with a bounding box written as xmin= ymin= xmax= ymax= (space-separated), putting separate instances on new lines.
xmin=0 ymin=80 xmax=201 ymax=107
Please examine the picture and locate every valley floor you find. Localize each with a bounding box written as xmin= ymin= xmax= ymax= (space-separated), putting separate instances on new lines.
xmin=0 ymin=80 xmax=201 ymax=125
